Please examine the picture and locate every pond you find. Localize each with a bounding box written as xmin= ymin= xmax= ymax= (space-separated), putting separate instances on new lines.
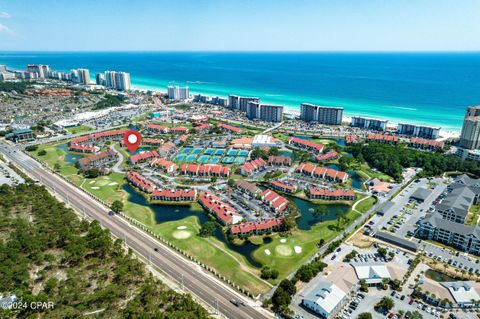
xmin=287 ymin=195 xmax=350 ymax=231
xmin=326 ymin=164 xmax=363 ymax=190
xmin=123 ymin=184 xmax=263 ymax=267
xmin=56 ymin=143 xmax=86 ymax=165
xmin=424 ymin=269 xmax=456 ymax=282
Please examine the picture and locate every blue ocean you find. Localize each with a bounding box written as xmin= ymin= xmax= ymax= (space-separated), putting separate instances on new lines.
xmin=1 ymin=51 xmax=480 ymax=131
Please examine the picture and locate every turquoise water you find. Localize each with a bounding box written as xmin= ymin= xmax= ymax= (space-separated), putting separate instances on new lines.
xmin=2 ymin=52 xmax=477 ymax=130
xmin=57 ymin=143 xmax=86 ymax=164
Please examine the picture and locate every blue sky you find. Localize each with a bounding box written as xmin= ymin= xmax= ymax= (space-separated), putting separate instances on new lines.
xmin=0 ymin=0 xmax=479 ymax=51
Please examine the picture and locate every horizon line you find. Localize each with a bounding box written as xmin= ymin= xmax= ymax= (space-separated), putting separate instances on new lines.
xmin=1 ymin=50 xmax=480 ymax=54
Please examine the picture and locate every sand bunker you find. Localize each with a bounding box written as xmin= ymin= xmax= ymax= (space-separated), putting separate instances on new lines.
xmin=89 ymin=181 xmax=96 ymax=184
xmin=172 ymin=230 xmax=192 ymax=239
xmin=264 ymin=249 xmax=271 ymax=255
xmin=280 ymin=238 xmax=287 ymax=243
xmin=91 ymin=186 xmax=100 ymax=190
xmin=177 ymin=225 xmax=187 ymax=230
xmin=294 ymin=246 xmax=302 ymax=254
xmin=275 ymin=245 xmax=293 ymax=256
xmin=108 ymin=182 xmax=118 ymax=186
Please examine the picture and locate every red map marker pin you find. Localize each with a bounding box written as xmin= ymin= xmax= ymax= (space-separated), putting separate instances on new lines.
xmin=124 ymin=130 xmax=142 ymax=153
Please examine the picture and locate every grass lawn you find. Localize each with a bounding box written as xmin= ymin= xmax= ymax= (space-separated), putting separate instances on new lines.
xmin=354 ymin=196 xmax=377 ymax=213
xmin=466 ymin=204 xmax=480 ymax=226
xmin=66 ymin=125 xmax=94 ymax=134
xmin=355 ymin=163 xmax=392 ymax=182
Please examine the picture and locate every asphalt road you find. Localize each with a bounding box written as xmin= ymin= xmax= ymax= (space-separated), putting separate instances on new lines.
xmin=0 ymin=143 xmax=273 ymax=319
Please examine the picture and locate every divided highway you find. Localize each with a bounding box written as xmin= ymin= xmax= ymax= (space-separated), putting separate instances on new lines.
xmin=0 ymin=143 xmax=272 ymax=319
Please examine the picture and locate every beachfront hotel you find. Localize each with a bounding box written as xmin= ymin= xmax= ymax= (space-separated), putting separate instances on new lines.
xmin=168 ymin=85 xmax=189 ymax=100
xmin=26 ymin=64 xmax=51 ymax=79
xmin=228 ymin=95 xmax=260 ymax=112
xmin=300 ymin=103 xmax=343 ymax=125
xmin=246 ymin=102 xmax=284 ymax=122
xmin=105 ymin=71 xmax=131 ymax=91
xmin=75 ymin=68 xmax=90 ymax=85
xmin=351 ymin=116 xmax=388 ymax=131
xmin=397 ymin=122 xmax=440 ymax=139
xmin=457 ymin=106 xmax=480 ymax=160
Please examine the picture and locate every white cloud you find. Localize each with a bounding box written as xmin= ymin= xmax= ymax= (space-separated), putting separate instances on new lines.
xmin=0 ymin=23 xmax=14 ymax=35
xmin=0 ymin=12 xmax=11 ymax=19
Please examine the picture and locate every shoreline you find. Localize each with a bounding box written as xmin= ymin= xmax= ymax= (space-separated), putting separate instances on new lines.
xmin=130 ymin=82 xmax=462 ymax=139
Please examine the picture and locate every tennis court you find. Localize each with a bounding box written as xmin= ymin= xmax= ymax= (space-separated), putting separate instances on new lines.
xmin=180 ymin=147 xmax=192 ymax=154
xmin=174 ymin=154 xmax=186 ymax=161
xmin=192 ymin=148 xmax=203 ymax=155
xmin=214 ymin=149 xmax=226 ymax=156
xmin=222 ymin=156 xmax=234 ymax=164
xmin=197 ymin=155 xmax=211 ymax=163
xmin=204 ymin=148 xmax=215 ymax=155
xmin=185 ymin=155 xmax=197 ymax=163
xmin=209 ymin=156 xmax=221 ymax=164
xmin=227 ymin=149 xmax=238 ymax=156
xmin=238 ymin=150 xmax=249 ymax=156
xmin=234 ymin=157 xmax=247 ymax=164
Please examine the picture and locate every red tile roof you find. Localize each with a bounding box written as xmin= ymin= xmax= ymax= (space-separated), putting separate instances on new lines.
xmin=78 ymin=149 xmax=116 ymax=167
xmin=316 ymin=150 xmax=339 ymax=162
xmin=270 ymin=180 xmax=297 ymax=192
xmin=198 ymin=192 xmax=242 ymax=224
xmin=230 ymin=218 xmax=283 ymax=235
xmin=288 ymin=137 xmax=324 ymax=152
xmin=410 ymin=137 xmax=444 ymax=148
xmin=309 ymin=187 xmax=355 ymax=198
xmin=146 ymin=124 xmax=169 ymax=133
xmin=367 ymin=134 xmax=399 ymax=142
xmin=68 ymin=143 xmax=96 ymax=153
xmin=268 ymin=155 xmax=292 ymax=166
xmin=150 ymin=157 xmax=177 ymax=172
xmin=130 ymin=150 xmax=160 ymax=164
xmin=127 ymin=171 xmax=156 ymax=193
xmin=219 ymin=123 xmax=242 ymax=133
xmin=151 ymin=188 xmax=197 ymax=200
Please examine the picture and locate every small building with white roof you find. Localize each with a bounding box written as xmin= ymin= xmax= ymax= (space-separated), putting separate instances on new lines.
xmin=252 ymin=134 xmax=277 ymax=148
xmin=302 ymin=281 xmax=347 ymax=318
xmin=351 ymin=262 xmax=391 ymax=285
xmin=441 ymin=281 xmax=480 ymax=307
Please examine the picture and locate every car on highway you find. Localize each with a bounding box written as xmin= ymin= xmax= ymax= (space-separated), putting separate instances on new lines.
xmin=153 ymin=247 xmax=159 ymax=252
xmin=108 ymin=210 xmax=115 ymax=216
xmin=230 ymin=299 xmax=240 ymax=307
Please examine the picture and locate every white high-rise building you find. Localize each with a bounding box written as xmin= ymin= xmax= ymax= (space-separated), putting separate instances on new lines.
xmin=26 ymin=64 xmax=51 ymax=79
xmin=167 ymin=86 xmax=189 ymax=100
xmin=75 ymin=68 xmax=90 ymax=85
xmin=104 ymin=71 xmax=131 ymax=91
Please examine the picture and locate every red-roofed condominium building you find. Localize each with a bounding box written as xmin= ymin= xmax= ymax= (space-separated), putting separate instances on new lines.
xmin=198 ymin=192 xmax=243 ymax=225
xmin=78 ymin=150 xmax=116 ymax=170
xmin=240 ymin=158 xmax=267 ymax=176
xmin=181 ymin=164 xmax=230 ymax=178
xmin=288 ymin=137 xmax=324 ymax=154
xmin=316 ymin=150 xmax=340 ymax=162
xmin=235 ymin=180 xmax=262 ymax=198
xmin=309 ymin=188 xmax=356 ymax=201
xmin=409 ymin=137 xmax=445 ymax=151
xmin=296 ymin=163 xmax=349 ymax=183
xmin=130 ymin=150 xmax=160 ymax=164
xmin=260 ymin=189 xmax=289 ymax=213
xmin=150 ymin=157 xmax=178 ymax=174
xmin=367 ymin=134 xmax=399 ymax=145
xmin=230 ymin=218 xmax=283 ymax=236
xmin=158 ymin=141 xmax=176 ymax=157
xmin=146 ymin=124 xmax=170 ymax=134
xmin=218 ymin=123 xmax=242 ymax=134
xmin=150 ymin=188 xmax=197 ymax=202
xmin=142 ymin=138 xmax=164 ymax=147
xmin=270 ymin=180 xmax=297 ymax=194
xmin=127 ymin=171 xmax=157 ymax=193
xmin=68 ymin=143 xmax=96 ymax=153
xmin=267 ymin=155 xmax=292 ymax=167
xmin=70 ymin=129 xmax=128 ymax=145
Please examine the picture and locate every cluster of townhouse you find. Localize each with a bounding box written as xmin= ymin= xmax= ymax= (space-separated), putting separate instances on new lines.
xmin=130 ymin=150 xmax=160 ymax=164
xmin=270 ymin=180 xmax=297 ymax=194
xmin=198 ymin=192 xmax=243 ymax=225
xmin=409 ymin=137 xmax=445 ymax=150
xmin=235 ymin=180 xmax=262 ymax=198
xmin=288 ymin=137 xmax=324 ymax=154
xmin=180 ymin=164 xmax=230 ymax=178
xmin=218 ymin=123 xmax=242 ymax=134
xmin=417 ymin=175 xmax=480 ymax=255
xmin=68 ymin=142 xmax=97 ymax=153
xmin=146 ymin=124 xmax=189 ymax=134
xmin=345 ymin=134 xmax=358 ymax=145
xmin=316 ymin=150 xmax=340 ymax=162
xmin=70 ymin=129 xmax=127 ymax=145
xmin=366 ymin=133 xmax=399 ymax=145
xmin=78 ymin=149 xmax=116 ymax=171
xmin=267 ymin=155 xmax=292 ymax=166
xmin=127 ymin=171 xmax=157 ymax=193
xmin=141 ymin=138 xmax=164 ymax=147
xmin=296 ymin=163 xmax=349 ymax=184
xmin=230 ymin=218 xmax=283 ymax=236
xmin=193 ymin=122 xmax=210 ymax=133
xmin=240 ymin=158 xmax=267 ymax=176
xmin=309 ymin=187 xmax=356 ymax=201
xmin=151 ymin=188 xmax=198 ymax=202
xmin=260 ymin=189 xmax=289 ymax=213
xmin=150 ymin=157 xmax=177 ymax=173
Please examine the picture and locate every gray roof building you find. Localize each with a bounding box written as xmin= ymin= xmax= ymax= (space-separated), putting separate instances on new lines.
xmin=410 ymin=187 xmax=433 ymax=202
